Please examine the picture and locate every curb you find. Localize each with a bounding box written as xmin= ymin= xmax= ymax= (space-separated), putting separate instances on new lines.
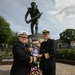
xmin=56 ymin=59 xmax=75 ymax=65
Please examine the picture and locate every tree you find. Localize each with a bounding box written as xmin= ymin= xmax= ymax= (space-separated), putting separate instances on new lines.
xmin=0 ymin=16 xmax=12 ymax=45
xmin=60 ymin=29 xmax=75 ymax=47
xmin=9 ymin=31 xmax=18 ymax=45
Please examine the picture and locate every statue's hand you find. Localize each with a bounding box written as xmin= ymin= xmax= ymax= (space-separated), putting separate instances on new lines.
xmin=27 ymin=21 xmax=30 ymax=24
xmin=25 ymin=20 xmax=30 ymax=24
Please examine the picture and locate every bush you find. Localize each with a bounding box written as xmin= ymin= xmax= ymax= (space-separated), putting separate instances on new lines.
xmin=56 ymin=49 xmax=75 ymax=61
xmin=0 ymin=47 xmax=13 ymax=59
xmin=0 ymin=56 xmax=2 ymax=61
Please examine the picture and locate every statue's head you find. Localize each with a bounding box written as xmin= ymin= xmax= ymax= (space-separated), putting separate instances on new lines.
xmin=31 ymin=2 xmax=36 ymax=8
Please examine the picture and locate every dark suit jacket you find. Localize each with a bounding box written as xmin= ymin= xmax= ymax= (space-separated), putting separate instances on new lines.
xmin=10 ymin=42 xmax=31 ymax=75
xmin=39 ymin=39 xmax=57 ymax=70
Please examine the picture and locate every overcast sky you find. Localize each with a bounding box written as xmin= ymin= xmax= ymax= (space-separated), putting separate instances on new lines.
xmin=0 ymin=0 xmax=75 ymax=39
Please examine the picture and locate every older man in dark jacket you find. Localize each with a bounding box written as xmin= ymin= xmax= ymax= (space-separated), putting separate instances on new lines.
xmin=37 ymin=30 xmax=57 ymax=75
xmin=10 ymin=32 xmax=37 ymax=75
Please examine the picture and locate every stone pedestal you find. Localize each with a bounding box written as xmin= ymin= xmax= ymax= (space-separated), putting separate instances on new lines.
xmin=28 ymin=33 xmax=44 ymax=47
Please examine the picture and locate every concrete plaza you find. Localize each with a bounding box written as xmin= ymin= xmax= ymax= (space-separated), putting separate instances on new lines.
xmin=0 ymin=63 xmax=75 ymax=75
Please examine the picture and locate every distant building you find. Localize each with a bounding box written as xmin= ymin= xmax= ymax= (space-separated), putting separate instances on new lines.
xmin=56 ymin=39 xmax=69 ymax=48
xmin=70 ymin=40 xmax=75 ymax=48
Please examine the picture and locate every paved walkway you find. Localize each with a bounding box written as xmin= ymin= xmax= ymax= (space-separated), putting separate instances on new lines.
xmin=56 ymin=63 xmax=75 ymax=75
xmin=0 ymin=63 xmax=75 ymax=75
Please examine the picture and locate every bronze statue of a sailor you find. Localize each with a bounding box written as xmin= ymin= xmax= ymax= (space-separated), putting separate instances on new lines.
xmin=25 ymin=2 xmax=43 ymax=34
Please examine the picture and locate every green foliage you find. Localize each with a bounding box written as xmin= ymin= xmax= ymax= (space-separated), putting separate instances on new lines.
xmin=0 ymin=56 xmax=2 ymax=61
xmin=0 ymin=47 xmax=13 ymax=61
xmin=56 ymin=49 xmax=75 ymax=60
xmin=0 ymin=16 xmax=19 ymax=45
xmin=9 ymin=31 xmax=18 ymax=45
xmin=0 ymin=16 xmax=12 ymax=44
xmin=60 ymin=29 xmax=75 ymax=46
